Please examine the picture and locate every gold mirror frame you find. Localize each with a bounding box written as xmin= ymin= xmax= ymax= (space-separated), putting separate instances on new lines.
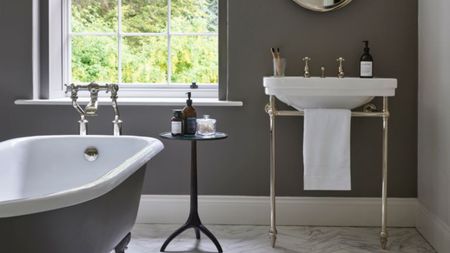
xmin=292 ymin=0 xmax=352 ymax=12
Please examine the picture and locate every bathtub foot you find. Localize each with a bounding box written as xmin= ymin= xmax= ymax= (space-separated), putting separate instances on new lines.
xmin=115 ymin=232 xmax=131 ymax=253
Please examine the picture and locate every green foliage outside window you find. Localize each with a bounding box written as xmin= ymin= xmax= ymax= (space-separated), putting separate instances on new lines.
xmin=71 ymin=0 xmax=218 ymax=84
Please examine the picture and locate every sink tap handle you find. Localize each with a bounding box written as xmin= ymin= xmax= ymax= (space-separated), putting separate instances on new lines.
xmin=336 ymin=57 xmax=345 ymax=78
xmin=302 ymin=57 xmax=311 ymax=78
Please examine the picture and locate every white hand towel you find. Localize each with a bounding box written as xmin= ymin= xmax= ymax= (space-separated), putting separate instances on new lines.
xmin=303 ymin=109 xmax=351 ymax=191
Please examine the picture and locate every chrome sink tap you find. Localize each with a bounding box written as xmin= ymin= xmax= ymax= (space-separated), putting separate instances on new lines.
xmin=302 ymin=57 xmax=311 ymax=78
xmin=337 ymin=57 xmax=345 ymax=78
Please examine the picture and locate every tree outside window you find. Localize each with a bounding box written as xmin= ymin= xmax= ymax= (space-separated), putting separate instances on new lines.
xmin=70 ymin=0 xmax=218 ymax=85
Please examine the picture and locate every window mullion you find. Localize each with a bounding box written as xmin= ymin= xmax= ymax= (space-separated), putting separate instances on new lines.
xmin=167 ymin=0 xmax=172 ymax=85
xmin=118 ymin=0 xmax=123 ymax=84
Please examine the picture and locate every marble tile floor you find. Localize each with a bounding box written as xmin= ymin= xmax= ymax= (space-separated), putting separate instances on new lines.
xmin=127 ymin=224 xmax=435 ymax=253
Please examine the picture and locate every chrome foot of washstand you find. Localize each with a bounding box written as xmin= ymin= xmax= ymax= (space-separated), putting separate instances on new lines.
xmin=269 ymin=230 xmax=277 ymax=248
xmin=380 ymin=232 xmax=388 ymax=249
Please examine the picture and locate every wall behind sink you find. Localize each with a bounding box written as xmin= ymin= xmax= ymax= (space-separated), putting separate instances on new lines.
xmin=0 ymin=0 xmax=417 ymax=197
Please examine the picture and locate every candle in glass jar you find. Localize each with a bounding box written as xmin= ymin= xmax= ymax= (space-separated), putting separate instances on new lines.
xmin=196 ymin=115 xmax=216 ymax=136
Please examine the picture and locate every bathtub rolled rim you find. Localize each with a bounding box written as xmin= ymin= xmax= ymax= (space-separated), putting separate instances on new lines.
xmin=0 ymin=135 xmax=164 ymax=218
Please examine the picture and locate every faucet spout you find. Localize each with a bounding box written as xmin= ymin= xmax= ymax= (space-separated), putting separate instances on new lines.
xmin=85 ymin=83 xmax=100 ymax=116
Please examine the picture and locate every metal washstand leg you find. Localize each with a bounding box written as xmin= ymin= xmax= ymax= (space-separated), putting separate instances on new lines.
xmin=267 ymin=96 xmax=277 ymax=248
xmin=380 ymin=97 xmax=389 ymax=249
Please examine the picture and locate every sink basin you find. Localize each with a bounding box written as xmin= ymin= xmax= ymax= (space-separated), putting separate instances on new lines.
xmin=263 ymin=77 xmax=397 ymax=110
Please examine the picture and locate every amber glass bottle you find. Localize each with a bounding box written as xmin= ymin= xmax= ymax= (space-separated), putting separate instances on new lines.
xmin=182 ymin=92 xmax=197 ymax=135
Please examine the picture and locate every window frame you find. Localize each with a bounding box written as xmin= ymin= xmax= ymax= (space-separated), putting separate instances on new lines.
xmin=41 ymin=0 xmax=226 ymax=99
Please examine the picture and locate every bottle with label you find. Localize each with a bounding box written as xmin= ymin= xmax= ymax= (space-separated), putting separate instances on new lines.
xmin=182 ymin=92 xmax=197 ymax=135
xmin=171 ymin=110 xmax=183 ymax=136
xmin=360 ymin=40 xmax=373 ymax=78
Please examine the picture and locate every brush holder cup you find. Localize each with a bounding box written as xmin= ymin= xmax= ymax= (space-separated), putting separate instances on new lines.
xmin=273 ymin=58 xmax=286 ymax=77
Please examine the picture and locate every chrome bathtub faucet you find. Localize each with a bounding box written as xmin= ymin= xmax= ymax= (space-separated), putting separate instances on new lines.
xmin=64 ymin=82 xmax=123 ymax=136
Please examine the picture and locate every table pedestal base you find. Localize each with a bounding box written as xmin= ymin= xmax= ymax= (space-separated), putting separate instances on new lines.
xmin=159 ymin=140 xmax=223 ymax=253
xmin=160 ymin=212 xmax=223 ymax=252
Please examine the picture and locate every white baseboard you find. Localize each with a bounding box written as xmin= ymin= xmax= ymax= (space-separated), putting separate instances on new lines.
xmin=136 ymin=195 xmax=417 ymax=227
xmin=416 ymin=202 xmax=450 ymax=253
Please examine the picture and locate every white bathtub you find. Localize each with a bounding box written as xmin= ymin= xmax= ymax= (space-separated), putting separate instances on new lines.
xmin=0 ymin=135 xmax=163 ymax=253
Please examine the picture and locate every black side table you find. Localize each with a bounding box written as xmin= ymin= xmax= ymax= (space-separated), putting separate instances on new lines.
xmin=159 ymin=132 xmax=227 ymax=253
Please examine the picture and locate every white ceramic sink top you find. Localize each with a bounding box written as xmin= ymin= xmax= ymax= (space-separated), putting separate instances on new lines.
xmin=263 ymin=77 xmax=397 ymax=110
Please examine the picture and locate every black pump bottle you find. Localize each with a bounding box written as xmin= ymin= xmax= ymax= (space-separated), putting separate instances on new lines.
xmin=360 ymin=40 xmax=373 ymax=78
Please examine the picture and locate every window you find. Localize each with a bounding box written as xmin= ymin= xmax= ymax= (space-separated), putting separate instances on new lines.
xmin=32 ymin=0 xmax=229 ymax=101
xmin=60 ymin=0 xmax=219 ymax=98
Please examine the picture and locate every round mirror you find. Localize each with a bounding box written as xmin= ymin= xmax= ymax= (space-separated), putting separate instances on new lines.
xmin=292 ymin=0 xmax=352 ymax=12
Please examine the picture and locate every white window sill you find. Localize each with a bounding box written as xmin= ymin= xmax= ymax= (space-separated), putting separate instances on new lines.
xmin=15 ymin=98 xmax=243 ymax=107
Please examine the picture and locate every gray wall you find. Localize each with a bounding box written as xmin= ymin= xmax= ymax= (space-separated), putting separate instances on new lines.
xmin=418 ymin=0 xmax=450 ymax=251
xmin=0 ymin=0 xmax=418 ymax=197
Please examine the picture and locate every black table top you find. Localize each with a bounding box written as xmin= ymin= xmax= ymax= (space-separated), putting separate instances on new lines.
xmin=160 ymin=132 xmax=227 ymax=141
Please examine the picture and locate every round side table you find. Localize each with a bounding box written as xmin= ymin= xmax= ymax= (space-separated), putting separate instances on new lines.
xmin=159 ymin=132 xmax=227 ymax=253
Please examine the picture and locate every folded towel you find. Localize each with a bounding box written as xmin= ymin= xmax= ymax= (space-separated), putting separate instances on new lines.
xmin=303 ymin=109 xmax=351 ymax=191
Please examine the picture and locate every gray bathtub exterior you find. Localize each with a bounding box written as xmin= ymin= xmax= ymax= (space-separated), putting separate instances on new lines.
xmin=0 ymin=166 xmax=146 ymax=253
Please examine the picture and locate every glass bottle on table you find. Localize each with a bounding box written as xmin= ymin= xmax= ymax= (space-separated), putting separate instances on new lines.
xmin=182 ymin=92 xmax=197 ymax=135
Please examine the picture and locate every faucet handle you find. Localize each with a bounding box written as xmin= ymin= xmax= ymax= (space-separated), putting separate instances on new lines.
xmin=302 ymin=57 xmax=311 ymax=78
xmin=65 ymin=83 xmax=80 ymax=101
xmin=108 ymin=84 xmax=119 ymax=99
xmin=336 ymin=57 xmax=345 ymax=78
xmin=64 ymin=84 xmax=70 ymax=94
xmin=64 ymin=83 xmax=76 ymax=94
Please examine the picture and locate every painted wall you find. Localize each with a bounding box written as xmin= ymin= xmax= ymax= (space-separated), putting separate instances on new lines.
xmin=0 ymin=0 xmax=417 ymax=197
xmin=418 ymin=0 xmax=450 ymax=251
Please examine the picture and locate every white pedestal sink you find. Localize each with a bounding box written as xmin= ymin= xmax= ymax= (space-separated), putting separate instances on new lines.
xmin=263 ymin=77 xmax=397 ymax=110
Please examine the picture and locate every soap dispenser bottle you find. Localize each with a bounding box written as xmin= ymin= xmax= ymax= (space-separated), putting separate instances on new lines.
xmin=182 ymin=92 xmax=197 ymax=135
xmin=360 ymin=40 xmax=373 ymax=78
